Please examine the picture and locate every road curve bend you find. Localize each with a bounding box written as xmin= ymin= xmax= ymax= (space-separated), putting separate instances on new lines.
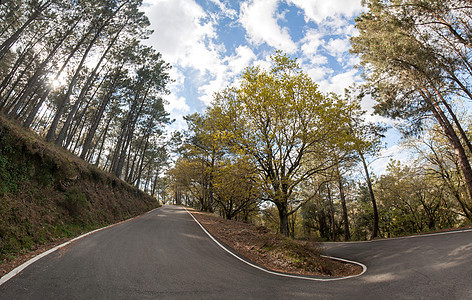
xmin=1 ymin=205 xmax=471 ymax=299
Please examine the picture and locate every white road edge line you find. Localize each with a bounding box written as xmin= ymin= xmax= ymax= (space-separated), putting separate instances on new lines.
xmin=0 ymin=206 xmax=161 ymax=286
xmin=184 ymin=207 xmax=367 ymax=282
xmin=328 ymin=228 xmax=472 ymax=245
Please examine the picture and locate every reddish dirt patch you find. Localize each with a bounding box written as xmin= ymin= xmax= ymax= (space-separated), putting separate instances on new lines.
xmin=189 ymin=209 xmax=362 ymax=277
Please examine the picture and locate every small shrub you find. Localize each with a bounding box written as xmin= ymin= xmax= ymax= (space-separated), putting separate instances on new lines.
xmin=62 ymin=187 xmax=90 ymax=218
xmin=21 ymin=235 xmax=34 ymax=250
xmin=36 ymin=165 xmax=55 ymax=187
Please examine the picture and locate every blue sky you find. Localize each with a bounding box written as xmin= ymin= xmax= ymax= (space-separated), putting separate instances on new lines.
xmin=142 ymin=0 xmax=409 ymax=173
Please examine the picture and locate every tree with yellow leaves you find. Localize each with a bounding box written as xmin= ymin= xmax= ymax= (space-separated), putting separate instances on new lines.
xmin=211 ymin=52 xmax=357 ymax=236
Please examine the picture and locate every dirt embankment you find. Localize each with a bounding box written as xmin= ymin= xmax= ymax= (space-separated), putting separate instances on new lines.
xmin=0 ymin=116 xmax=158 ymax=276
xmin=189 ymin=209 xmax=362 ymax=277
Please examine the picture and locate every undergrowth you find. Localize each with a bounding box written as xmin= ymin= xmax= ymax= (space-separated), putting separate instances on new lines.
xmin=0 ymin=116 xmax=158 ymax=263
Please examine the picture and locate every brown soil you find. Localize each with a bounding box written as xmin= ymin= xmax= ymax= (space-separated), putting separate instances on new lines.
xmin=189 ymin=209 xmax=362 ymax=277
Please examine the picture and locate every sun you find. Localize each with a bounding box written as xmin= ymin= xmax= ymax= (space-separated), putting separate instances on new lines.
xmin=51 ymin=79 xmax=62 ymax=90
xmin=49 ymin=74 xmax=67 ymax=91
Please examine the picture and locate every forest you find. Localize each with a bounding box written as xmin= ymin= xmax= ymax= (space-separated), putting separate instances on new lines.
xmin=0 ymin=0 xmax=173 ymax=199
xmin=167 ymin=0 xmax=472 ymax=240
xmin=1 ymin=0 xmax=471 ymax=241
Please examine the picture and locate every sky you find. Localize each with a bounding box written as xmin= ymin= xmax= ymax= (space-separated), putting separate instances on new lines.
xmin=141 ymin=0 xmax=411 ymax=174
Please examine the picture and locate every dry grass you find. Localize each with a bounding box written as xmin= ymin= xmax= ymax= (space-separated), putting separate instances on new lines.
xmin=189 ymin=209 xmax=362 ymax=277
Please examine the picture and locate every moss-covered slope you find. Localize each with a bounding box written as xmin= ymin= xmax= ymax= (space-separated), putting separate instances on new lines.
xmin=0 ymin=116 xmax=158 ymax=262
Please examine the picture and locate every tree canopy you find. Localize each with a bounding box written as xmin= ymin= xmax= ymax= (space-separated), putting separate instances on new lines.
xmin=0 ymin=0 xmax=173 ymax=195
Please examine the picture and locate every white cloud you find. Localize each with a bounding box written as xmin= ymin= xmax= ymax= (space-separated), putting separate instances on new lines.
xmin=252 ymin=53 xmax=274 ymax=71
xmin=144 ymin=0 xmax=237 ymax=107
xmin=370 ymin=143 xmax=412 ymax=175
xmin=300 ymin=30 xmax=323 ymax=53
xmin=324 ymin=38 xmax=350 ymax=58
xmin=165 ymin=94 xmax=190 ymax=114
xmin=198 ymin=71 xmax=227 ymax=106
xmin=143 ymin=0 xmax=367 ymax=127
xmin=286 ymin=0 xmax=363 ymax=24
xmin=239 ymin=0 xmax=297 ymax=53
xmin=161 ymin=68 xmax=190 ymax=132
xmin=227 ymin=45 xmax=257 ymax=75
xmin=209 ymin=0 xmax=237 ymax=18
xmin=198 ymin=45 xmax=257 ymax=105
xmin=143 ymin=0 xmax=221 ymax=73
xmin=317 ymin=69 xmax=360 ymax=94
xmin=305 ymin=66 xmax=333 ymax=82
xmin=300 ymin=29 xmax=326 ymax=64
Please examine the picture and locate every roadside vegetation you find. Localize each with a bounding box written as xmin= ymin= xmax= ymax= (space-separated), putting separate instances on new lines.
xmin=0 ymin=0 xmax=174 ymax=196
xmin=168 ymin=0 xmax=472 ymax=241
xmin=1 ymin=0 xmax=472 ymax=279
xmin=0 ymin=115 xmax=158 ymax=272
xmin=0 ymin=0 xmax=170 ymax=271
xmin=190 ymin=209 xmax=362 ymax=277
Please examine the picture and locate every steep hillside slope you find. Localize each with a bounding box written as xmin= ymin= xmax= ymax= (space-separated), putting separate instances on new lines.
xmin=0 ymin=116 xmax=158 ymax=264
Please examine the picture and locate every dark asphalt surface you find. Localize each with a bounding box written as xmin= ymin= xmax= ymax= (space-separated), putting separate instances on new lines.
xmin=1 ymin=205 xmax=471 ymax=299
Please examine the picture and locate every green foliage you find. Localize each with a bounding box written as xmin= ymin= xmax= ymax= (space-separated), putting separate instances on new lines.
xmin=363 ymin=160 xmax=459 ymax=237
xmin=62 ymin=187 xmax=90 ymax=219
xmin=0 ymin=118 xmax=158 ymax=263
xmin=36 ymin=164 xmax=55 ymax=187
xmin=350 ymin=185 xmax=375 ymax=240
xmin=212 ymin=157 xmax=261 ymax=221
xmin=209 ymin=52 xmax=360 ymax=236
xmin=352 ymin=0 xmax=472 ymax=218
xmin=0 ymin=136 xmax=30 ymax=195
xmin=301 ymin=200 xmax=333 ymax=241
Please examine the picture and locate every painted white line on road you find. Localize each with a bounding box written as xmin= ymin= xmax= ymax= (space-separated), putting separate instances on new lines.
xmin=184 ymin=207 xmax=367 ymax=282
xmin=0 ymin=207 xmax=161 ymax=286
xmin=328 ymin=228 xmax=472 ymax=245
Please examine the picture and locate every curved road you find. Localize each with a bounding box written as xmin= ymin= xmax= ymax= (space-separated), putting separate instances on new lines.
xmin=1 ymin=205 xmax=471 ymax=299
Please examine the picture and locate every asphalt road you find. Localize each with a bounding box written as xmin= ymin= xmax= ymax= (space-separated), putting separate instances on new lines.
xmin=1 ymin=205 xmax=471 ymax=299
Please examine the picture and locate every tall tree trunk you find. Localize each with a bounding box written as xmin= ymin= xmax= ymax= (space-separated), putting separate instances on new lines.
xmin=207 ymin=152 xmax=215 ymax=213
xmin=113 ymin=87 xmax=148 ymax=177
xmin=79 ymin=68 xmax=120 ymax=159
xmin=93 ymin=116 xmax=112 ymax=166
xmin=65 ymin=87 xmax=99 ymax=150
xmin=110 ymin=91 xmax=141 ymax=174
xmin=9 ymin=19 xmax=81 ymax=119
xmin=338 ymin=176 xmax=351 ymax=241
xmin=359 ymin=150 xmax=379 ymax=239
xmin=134 ymin=136 xmax=150 ymax=186
xmin=47 ymin=0 xmax=129 ymax=143
xmin=0 ymin=0 xmax=52 ymax=60
xmin=0 ymin=27 xmax=45 ymax=102
xmin=151 ymin=173 xmax=159 ymax=197
xmin=277 ymin=201 xmax=290 ymax=237
xmin=428 ymin=78 xmax=472 ymax=155
xmin=55 ymin=24 xmax=124 ymax=146
xmin=419 ymin=87 xmax=472 ymax=211
xmin=24 ymin=19 xmax=98 ymax=126
xmin=0 ymin=51 xmax=41 ymax=111
xmin=0 ymin=0 xmax=14 ymax=6
xmin=22 ymin=88 xmax=49 ymax=128
xmin=47 ymin=28 xmax=103 ymax=143
xmin=327 ymin=183 xmax=336 ymax=242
